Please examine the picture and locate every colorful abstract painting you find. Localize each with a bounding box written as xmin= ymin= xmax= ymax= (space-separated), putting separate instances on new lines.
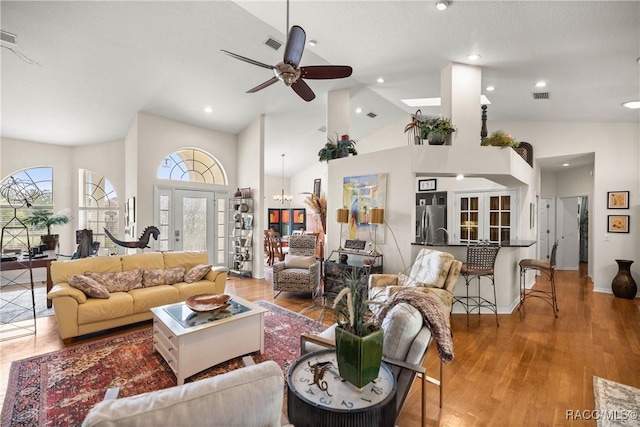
xmin=342 ymin=174 xmax=387 ymax=243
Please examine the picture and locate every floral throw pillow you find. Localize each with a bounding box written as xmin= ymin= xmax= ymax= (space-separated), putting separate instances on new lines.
xmin=142 ymin=267 xmax=185 ymax=287
xmin=184 ymin=264 xmax=212 ymax=283
xmin=85 ymin=269 xmax=143 ymax=293
xmin=69 ymin=275 xmax=110 ymax=299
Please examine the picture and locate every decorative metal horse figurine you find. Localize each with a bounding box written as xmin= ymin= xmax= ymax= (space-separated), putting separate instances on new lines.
xmin=104 ymin=225 xmax=160 ymax=249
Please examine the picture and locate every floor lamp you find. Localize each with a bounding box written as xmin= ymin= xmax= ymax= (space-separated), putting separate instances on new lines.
xmin=370 ymin=208 xmax=384 ymax=255
xmin=336 ymin=208 xmax=349 ymax=249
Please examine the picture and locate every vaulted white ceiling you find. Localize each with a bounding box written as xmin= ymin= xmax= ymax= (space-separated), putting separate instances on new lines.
xmin=2 ymin=1 xmax=638 ymax=177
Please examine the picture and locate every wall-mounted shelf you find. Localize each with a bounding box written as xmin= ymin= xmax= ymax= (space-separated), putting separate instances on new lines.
xmin=228 ymin=195 xmax=253 ymax=277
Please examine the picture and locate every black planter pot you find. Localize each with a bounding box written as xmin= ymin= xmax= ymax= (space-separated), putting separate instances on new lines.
xmin=612 ymin=259 xmax=637 ymax=299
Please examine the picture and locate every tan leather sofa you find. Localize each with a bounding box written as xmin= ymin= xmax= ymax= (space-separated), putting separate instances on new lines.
xmin=48 ymin=251 xmax=227 ymax=341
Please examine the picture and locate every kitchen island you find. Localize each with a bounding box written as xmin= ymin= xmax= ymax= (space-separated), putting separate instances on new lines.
xmin=411 ymin=240 xmax=537 ymax=315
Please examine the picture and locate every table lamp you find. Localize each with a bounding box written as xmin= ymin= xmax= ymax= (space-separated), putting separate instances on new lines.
xmin=336 ymin=208 xmax=349 ymax=249
xmin=370 ymin=208 xmax=384 ymax=255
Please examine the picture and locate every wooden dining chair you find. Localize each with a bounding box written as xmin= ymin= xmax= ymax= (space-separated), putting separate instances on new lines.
xmin=267 ymin=230 xmax=285 ymax=265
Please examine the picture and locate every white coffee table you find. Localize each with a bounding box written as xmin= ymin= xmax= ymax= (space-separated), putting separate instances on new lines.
xmin=151 ymin=295 xmax=267 ymax=385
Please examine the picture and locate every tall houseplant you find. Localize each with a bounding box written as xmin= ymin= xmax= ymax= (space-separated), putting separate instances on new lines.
xmin=305 ymin=267 xmax=384 ymax=388
xmin=318 ymin=134 xmax=358 ymax=162
xmin=24 ymin=208 xmax=70 ymax=250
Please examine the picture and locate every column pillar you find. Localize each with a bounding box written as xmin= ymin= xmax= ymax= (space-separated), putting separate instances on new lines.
xmin=326 ymin=89 xmax=350 ymax=139
xmin=440 ymin=63 xmax=482 ymax=147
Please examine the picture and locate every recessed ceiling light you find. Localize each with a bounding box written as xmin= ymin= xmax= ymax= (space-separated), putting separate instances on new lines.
xmin=486 ymin=86 xmax=495 ymax=91
xmin=355 ymin=107 xmax=363 ymax=114
xmin=436 ymin=1 xmax=450 ymax=11
xmin=562 ymin=163 xmax=570 ymax=167
xmin=308 ymin=39 xmax=318 ymax=46
xmin=456 ymin=174 xmax=464 ymax=180
xmin=376 ymin=77 xmax=385 ymax=83
xmin=203 ymin=106 xmax=213 ymax=113
xmin=535 ymin=81 xmax=547 ymax=88
xmin=468 ymin=54 xmax=481 ymax=61
xmin=622 ymin=100 xmax=640 ymax=109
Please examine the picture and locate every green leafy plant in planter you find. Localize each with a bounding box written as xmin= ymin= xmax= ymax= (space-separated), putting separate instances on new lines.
xmin=481 ymin=130 xmax=520 ymax=148
xmin=420 ymin=115 xmax=456 ymax=145
xmin=24 ymin=208 xmax=71 ymax=250
xmin=318 ymin=134 xmax=358 ymax=162
xmin=303 ymin=267 xmax=384 ymax=388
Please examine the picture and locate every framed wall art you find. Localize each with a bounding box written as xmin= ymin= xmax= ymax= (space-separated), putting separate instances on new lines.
xmin=607 ymin=215 xmax=629 ymax=233
xmin=343 ymin=173 xmax=387 ymax=243
xmin=607 ymin=191 xmax=629 ymax=209
xmin=418 ymin=178 xmax=437 ymax=192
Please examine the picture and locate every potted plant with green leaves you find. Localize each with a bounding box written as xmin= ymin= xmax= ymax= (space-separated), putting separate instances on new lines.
xmin=318 ymin=134 xmax=358 ymax=162
xmin=481 ymin=130 xmax=520 ymax=148
xmin=303 ymin=267 xmax=384 ymax=388
xmin=420 ymin=115 xmax=456 ymax=145
xmin=24 ymin=208 xmax=71 ymax=250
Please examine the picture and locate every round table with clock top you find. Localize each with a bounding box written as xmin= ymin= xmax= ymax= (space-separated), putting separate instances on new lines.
xmin=287 ymin=349 xmax=397 ymax=427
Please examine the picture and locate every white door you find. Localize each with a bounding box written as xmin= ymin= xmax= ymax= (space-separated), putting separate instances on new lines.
xmin=557 ymin=197 xmax=579 ymax=270
xmin=538 ymin=198 xmax=554 ymax=261
xmin=156 ymin=188 xmax=228 ymax=266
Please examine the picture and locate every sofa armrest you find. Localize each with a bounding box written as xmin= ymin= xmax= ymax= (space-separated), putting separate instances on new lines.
xmin=204 ymin=267 xmax=228 ymax=294
xmin=48 ymin=283 xmax=87 ymax=304
xmin=272 ymin=261 xmax=286 ymax=274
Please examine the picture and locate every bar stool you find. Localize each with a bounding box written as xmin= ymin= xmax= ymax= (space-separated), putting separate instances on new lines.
xmin=454 ymin=243 xmax=501 ymax=326
xmin=518 ymin=241 xmax=559 ymax=317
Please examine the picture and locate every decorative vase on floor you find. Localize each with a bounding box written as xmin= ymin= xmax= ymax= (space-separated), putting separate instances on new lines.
xmin=334 ymin=325 xmax=383 ymax=389
xmin=611 ymin=259 xmax=637 ymax=299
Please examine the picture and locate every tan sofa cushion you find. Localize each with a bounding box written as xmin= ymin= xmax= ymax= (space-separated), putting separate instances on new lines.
xmin=142 ymin=267 xmax=185 ymax=287
xmin=78 ymin=292 xmax=134 ymax=325
xmin=121 ymin=252 xmax=164 ymax=271
xmin=163 ymin=251 xmax=209 ymax=271
xmin=51 ymin=256 xmax=122 ymax=285
xmin=129 ymin=286 xmax=180 ymax=313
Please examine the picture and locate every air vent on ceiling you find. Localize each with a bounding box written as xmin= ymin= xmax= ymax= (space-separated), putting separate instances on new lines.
xmin=533 ymin=92 xmax=550 ymax=100
xmin=366 ymin=112 xmax=377 ymax=118
xmin=0 ymin=30 xmax=17 ymax=45
xmin=264 ymin=37 xmax=282 ymax=51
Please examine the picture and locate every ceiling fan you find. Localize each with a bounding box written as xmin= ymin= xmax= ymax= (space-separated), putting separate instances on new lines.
xmin=221 ymin=5 xmax=352 ymax=102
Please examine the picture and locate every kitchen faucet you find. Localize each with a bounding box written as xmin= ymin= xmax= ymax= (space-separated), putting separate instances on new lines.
xmin=435 ymin=227 xmax=449 ymax=243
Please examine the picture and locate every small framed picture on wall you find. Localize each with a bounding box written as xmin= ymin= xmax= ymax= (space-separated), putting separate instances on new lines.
xmin=607 ymin=191 xmax=629 ymax=209
xmin=607 ymin=215 xmax=630 ymax=233
xmin=418 ymin=179 xmax=437 ymax=192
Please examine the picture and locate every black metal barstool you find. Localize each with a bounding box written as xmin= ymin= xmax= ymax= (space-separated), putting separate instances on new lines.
xmin=454 ymin=242 xmax=501 ymax=326
xmin=518 ymin=241 xmax=559 ymax=317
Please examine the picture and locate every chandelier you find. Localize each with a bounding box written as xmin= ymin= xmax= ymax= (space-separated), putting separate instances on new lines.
xmin=273 ymin=154 xmax=293 ymax=204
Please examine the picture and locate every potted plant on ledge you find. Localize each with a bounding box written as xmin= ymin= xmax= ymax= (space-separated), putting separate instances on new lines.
xmin=420 ymin=116 xmax=456 ymax=145
xmin=318 ymin=134 xmax=358 ymax=162
xmin=24 ymin=208 xmax=71 ymax=250
xmin=481 ymin=130 xmax=520 ymax=148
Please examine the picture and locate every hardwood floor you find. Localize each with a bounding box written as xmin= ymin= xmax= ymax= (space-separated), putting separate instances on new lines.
xmin=1 ymin=266 xmax=639 ymax=426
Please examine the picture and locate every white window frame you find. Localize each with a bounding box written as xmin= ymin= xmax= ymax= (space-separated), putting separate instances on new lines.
xmin=453 ymin=189 xmax=518 ymax=244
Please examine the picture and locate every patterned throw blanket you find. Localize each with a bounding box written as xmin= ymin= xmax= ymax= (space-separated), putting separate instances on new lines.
xmin=376 ymin=289 xmax=454 ymax=362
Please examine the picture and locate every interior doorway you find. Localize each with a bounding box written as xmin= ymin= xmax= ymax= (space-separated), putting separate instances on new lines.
xmin=539 ymin=195 xmax=589 ymax=270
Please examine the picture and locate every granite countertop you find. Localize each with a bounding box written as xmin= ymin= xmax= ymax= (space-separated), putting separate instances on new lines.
xmin=412 ymin=240 xmax=536 ymax=248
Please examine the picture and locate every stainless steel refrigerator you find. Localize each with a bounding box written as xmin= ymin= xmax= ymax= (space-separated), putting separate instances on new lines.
xmin=416 ymin=205 xmax=447 ymax=244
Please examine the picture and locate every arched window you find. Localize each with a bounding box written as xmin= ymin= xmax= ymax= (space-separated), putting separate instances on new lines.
xmin=157 ymin=148 xmax=227 ymax=184
xmin=78 ymin=169 xmax=119 ymax=254
xmin=0 ymin=167 xmax=53 ymax=249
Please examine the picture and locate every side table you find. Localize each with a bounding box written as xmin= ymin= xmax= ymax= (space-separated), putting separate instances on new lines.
xmin=287 ymin=349 xmax=396 ymax=427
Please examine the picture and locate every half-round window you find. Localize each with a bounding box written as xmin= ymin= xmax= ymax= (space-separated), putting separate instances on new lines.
xmin=157 ymin=148 xmax=227 ymax=184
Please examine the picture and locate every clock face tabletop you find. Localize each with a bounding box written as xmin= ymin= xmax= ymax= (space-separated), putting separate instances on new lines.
xmin=287 ymin=349 xmax=396 ymax=412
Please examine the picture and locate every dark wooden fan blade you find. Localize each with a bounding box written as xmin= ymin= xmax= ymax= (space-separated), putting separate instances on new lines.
xmin=300 ymin=65 xmax=353 ymax=79
xmin=291 ymin=79 xmax=315 ymax=102
xmin=284 ymin=25 xmax=306 ymax=68
xmin=220 ymin=49 xmax=275 ymax=70
xmin=247 ymin=77 xmax=279 ymax=93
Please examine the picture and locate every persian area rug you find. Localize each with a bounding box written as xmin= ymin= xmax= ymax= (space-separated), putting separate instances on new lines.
xmin=1 ymin=300 xmax=326 ymax=427
xmin=593 ymin=376 xmax=640 ymax=427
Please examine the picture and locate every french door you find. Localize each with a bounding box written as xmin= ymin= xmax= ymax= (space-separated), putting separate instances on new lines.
xmin=155 ymin=187 xmax=228 ymax=266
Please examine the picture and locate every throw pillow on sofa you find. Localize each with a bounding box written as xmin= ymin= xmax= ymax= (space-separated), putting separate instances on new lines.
xmin=86 ymin=269 xmax=143 ymax=292
xmin=142 ymin=267 xmax=186 ymax=287
xmin=184 ymin=264 xmax=212 ymax=283
xmin=69 ymin=275 xmax=110 ymax=299
xmin=284 ymin=255 xmax=315 ymax=269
